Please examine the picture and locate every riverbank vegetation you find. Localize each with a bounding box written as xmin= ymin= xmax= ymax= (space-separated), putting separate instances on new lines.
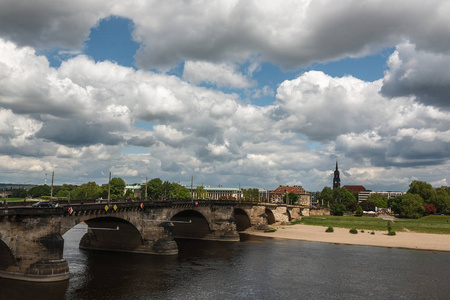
xmin=294 ymin=215 xmax=450 ymax=234
xmin=0 ymin=177 xmax=191 ymax=202
xmin=318 ymin=181 xmax=450 ymax=219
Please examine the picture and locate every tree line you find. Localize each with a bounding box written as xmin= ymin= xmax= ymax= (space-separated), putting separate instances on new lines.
xmin=318 ymin=181 xmax=450 ymax=218
xmin=7 ymin=177 xmax=193 ymax=201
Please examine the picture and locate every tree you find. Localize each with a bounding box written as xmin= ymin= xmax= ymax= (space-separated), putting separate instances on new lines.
xmin=408 ymin=180 xmax=436 ymax=203
xmin=283 ymin=192 xmax=299 ymax=205
xmin=109 ymin=177 xmax=126 ymax=199
xmin=360 ymin=201 xmax=376 ymax=211
xmin=398 ymin=193 xmax=425 ymax=219
xmin=330 ymin=203 xmax=346 ymax=216
xmin=144 ymin=178 xmax=163 ymax=200
xmin=318 ymin=187 xmax=333 ymax=205
xmin=367 ymin=193 xmax=388 ymax=208
xmin=11 ymin=188 xmax=28 ymax=198
xmin=56 ymin=190 xmax=69 ymax=198
xmin=345 ymin=201 xmax=359 ymax=212
xmin=162 ymin=181 xmax=173 ymax=200
xmin=433 ymin=187 xmax=450 ymax=214
xmin=424 ymin=204 xmax=437 ymax=215
xmin=124 ymin=189 xmax=134 ymax=199
xmin=388 ymin=196 xmax=402 ymax=214
xmin=194 ymin=186 xmax=208 ymax=199
xmin=29 ymin=185 xmax=51 ymax=198
xmin=171 ymin=182 xmax=191 ymax=199
xmin=73 ymin=182 xmax=101 ymax=200
xmin=242 ymin=188 xmax=260 ymax=201
xmin=355 ymin=206 xmax=363 ymax=216
xmin=333 ymin=187 xmax=356 ymax=203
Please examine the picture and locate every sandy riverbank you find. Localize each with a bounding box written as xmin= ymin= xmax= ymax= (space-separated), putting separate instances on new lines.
xmin=245 ymin=224 xmax=450 ymax=252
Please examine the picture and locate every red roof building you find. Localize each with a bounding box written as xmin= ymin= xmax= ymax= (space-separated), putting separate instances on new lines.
xmin=343 ymin=185 xmax=366 ymax=194
xmin=270 ymin=185 xmax=310 ymax=205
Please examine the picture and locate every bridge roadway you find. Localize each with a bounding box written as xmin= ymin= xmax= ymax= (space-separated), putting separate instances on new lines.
xmin=0 ymin=200 xmax=308 ymax=282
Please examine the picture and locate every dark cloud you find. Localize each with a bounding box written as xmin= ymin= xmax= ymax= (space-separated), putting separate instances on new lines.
xmin=0 ymin=0 xmax=109 ymax=49
xmin=36 ymin=119 xmax=124 ymax=146
xmin=381 ymin=43 xmax=450 ymax=109
xmin=0 ymin=140 xmax=53 ymax=157
xmin=127 ymin=136 xmax=155 ymax=147
xmin=385 ymin=137 xmax=450 ymax=167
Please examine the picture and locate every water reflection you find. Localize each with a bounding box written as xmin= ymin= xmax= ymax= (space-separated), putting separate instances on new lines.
xmin=1 ymin=230 xmax=450 ymax=300
xmin=0 ymin=278 xmax=68 ymax=300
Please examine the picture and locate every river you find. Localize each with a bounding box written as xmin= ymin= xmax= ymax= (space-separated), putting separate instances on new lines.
xmin=1 ymin=225 xmax=449 ymax=300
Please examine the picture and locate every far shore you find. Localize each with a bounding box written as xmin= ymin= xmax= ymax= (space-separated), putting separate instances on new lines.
xmin=245 ymin=224 xmax=450 ymax=252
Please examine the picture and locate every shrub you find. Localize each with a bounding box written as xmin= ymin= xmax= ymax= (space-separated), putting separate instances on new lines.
xmin=325 ymin=226 xmax=334 ymax=233
xmin=387 ymin=231 xmax=396 ymax=236
xmin=371 ymin=231 xmax=375 ymax=235
xmin=424 ymin=204 xmax=437 ymax=215
xmin=349 ymin=228 xmax=358 ymax=234
xmin=387 ymin=220 xmax=393 ymax=232
xmin=360 ymin=229 xmax=365 ymax=233
xmin=331 ymin=203 xmax=346 ymax=216
xmin=355 ymin=206 xmax=363 ymax=216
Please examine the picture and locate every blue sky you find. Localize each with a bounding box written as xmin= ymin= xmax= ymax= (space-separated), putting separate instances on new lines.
xmin=79 ymin=16 xmax=389 ymax=101
xmin=0 ymin=1 xmax=449 ymax=192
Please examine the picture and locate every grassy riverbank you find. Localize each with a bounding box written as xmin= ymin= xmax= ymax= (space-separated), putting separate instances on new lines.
xmin=0 ymin=198 xmax=26 ymax=202
xmin=294 ymin=215 xmax=450 ymax=234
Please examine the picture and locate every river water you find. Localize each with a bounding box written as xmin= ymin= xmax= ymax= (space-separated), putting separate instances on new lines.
xmin=1 ymin=225 xmax=450 ymax=300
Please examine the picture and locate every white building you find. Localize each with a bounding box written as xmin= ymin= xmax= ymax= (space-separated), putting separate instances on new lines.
xmin=189 ymin=186 xmax=242 ymax=200
xmin=358 ymin=191 xmax=404 ymax=202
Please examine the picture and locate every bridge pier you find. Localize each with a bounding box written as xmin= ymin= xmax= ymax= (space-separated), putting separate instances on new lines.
xmin=78 ymin=218 xmax=178 ymax=255
xmin=0 ymin=210 xmax=70 ymax=282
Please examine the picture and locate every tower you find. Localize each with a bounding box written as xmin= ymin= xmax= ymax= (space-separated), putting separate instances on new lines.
xmin=333 ymin=161 xmax=340 ymax=189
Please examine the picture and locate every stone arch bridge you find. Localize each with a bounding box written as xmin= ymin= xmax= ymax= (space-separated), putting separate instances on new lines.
xmin=0 ymin=200 xmax=309 ymax=282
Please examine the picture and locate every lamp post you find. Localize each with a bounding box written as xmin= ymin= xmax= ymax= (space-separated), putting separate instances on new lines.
xmin=107 ymin=172 xmax=111 ymax=204
xmin=145 ymin=176 xmax=148 ymax=201
xmin=50 ymin=171 xmax=54 ymax=204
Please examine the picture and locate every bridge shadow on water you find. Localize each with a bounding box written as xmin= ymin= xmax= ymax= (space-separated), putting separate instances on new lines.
xmin=0 ymin=278 xmax=68 ymax=300
xmin=0 ymin=224 xmax=247 ymax=300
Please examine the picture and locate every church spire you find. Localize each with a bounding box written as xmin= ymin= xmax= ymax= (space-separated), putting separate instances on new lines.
xmin=333 ymin=160 xmax=340 ymax=189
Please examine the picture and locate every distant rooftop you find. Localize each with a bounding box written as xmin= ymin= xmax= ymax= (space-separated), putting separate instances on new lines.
xmin=343 ymin=185 xmax=366 ymax=193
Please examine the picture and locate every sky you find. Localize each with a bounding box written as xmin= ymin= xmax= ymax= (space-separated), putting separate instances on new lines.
xmin=0 ymin=0 xmax=449 ymax=192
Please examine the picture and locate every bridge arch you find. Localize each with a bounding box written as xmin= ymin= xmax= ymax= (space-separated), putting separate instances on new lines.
xmin=77 ymin=217 xmax=144 ymax=252
xmin=170 ymin=209 xmax=213 ymax=239
xmin=265 ymin=208 xmax=276 ymax=224
xmin=233 ymin=208 xmax=251 ymax=231
xmin=0 ymin=239 xmax=16 ymax=271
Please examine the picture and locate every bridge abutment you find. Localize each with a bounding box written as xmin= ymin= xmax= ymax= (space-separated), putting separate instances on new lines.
xmin=0 ymin=210 xmax=70 ymax=282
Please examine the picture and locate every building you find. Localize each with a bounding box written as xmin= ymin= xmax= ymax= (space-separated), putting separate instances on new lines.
xmin=358 ymin=191 xmax=405 ymax=202
xmin=124 ymin=185 xmax=141 ymax=198
xmin=0 ymin=191 xmax=11 ymax=198
xmin=309 ymin=191 xmax=321 ymax=206
xmin=258 ymin=188 xmax=270 ymax=202
xmin=343 ymin=185 xmax=366 ymax=194
xmin=270 ymin=185 xmax=311 ymax=205
xmin=333 ymin=161 xmax=340 ymax=189
xmin=189 ymin=186 xmax=242 ymax=200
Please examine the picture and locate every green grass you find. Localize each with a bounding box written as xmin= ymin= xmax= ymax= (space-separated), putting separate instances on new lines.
xmin=298 ymin=216 xmax=397 ymax=231
xmin=296 ymin=215 xmax=450 ymax=234
xmin=395 ymin=215 xmax=450 ymax=234
xmin=0 ymin=198 xmax=30 ymax=202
